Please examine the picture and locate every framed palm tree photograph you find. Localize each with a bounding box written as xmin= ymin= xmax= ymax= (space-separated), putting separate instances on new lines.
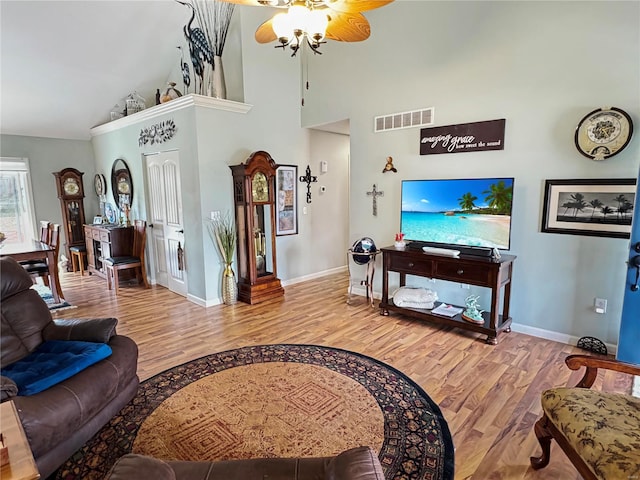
xmin=541 ymin=178 xmax=636 ymax=239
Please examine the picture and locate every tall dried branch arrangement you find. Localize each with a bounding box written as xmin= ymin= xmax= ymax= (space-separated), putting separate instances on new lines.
xmin=206 ymin=213 xmax=236 ymax=265
xmin=192 ymin=0 xmax=235 ymax=58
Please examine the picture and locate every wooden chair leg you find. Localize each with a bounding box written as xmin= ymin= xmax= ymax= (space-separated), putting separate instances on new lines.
xmin=140 ymin=263 xmax=149 ymax=288
xmin=106 ymin=265 xmax=113 ymax=291
xmin=113 ymin=268 xmax=120 ymax=294
xmin=71 ymin=253 xmax=77 ymax=273
xmin=530 ymin=414 xmax=553 ymax=469
xmin=79 ymin=253 xmax=85 ymax=276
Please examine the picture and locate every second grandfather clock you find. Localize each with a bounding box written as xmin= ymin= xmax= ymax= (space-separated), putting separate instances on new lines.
xmin=53 ymin=168 xmax=87 ymax=271
xmin=230 ymin=151 xmax=284 ymax=304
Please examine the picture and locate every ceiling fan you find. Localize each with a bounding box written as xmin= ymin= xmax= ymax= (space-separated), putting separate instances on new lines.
xmin=219 ymin=0 xmax=395 ymax=56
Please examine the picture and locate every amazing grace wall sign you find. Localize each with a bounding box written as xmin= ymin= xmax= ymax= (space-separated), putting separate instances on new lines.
xmin=420 ymin=119 xmax=506 ymax=155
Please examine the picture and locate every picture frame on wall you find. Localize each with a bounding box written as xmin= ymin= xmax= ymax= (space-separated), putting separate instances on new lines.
xmin=276 ymin=165 xmax=298 ymax=236
xmin=541 ymin=178 xmax=636 ymax=239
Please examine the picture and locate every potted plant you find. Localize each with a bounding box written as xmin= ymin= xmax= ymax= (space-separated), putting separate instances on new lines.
xmin=206 ymin=212 xmax=237 ymax=305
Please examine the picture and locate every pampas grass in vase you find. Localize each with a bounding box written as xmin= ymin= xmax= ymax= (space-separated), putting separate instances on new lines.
xmin=206 ymin=212 xmax=237 ymax=304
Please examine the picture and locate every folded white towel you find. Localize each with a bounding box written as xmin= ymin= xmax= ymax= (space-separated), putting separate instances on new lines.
xmin=392 ymin=287 xmax=438 ymax=309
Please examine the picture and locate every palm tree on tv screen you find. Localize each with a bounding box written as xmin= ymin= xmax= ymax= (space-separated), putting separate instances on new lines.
xmin=483 ymin=180 xmax=513 ymax=215
xmin=458 ymin=192 xmax=478 ymax=212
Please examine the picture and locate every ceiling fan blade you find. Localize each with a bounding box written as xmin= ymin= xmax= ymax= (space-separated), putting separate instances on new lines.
xmin=325 ymin=11 xmax=370 ymax=42
xmin=255 ymin=18 xmax=278 ymax=44
xmin=322 ymin=0 xmax=394 ymax=13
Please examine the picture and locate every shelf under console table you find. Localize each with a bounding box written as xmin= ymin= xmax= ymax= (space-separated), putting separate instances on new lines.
xmin=379 ymin=246 xmax=516 ymax=345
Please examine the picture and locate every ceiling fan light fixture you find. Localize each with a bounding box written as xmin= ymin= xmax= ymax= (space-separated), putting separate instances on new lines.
xmin=270 ymin=2 xmax=327 ymax=55
xmin=306 ymin=9 xmax=328 ymax=41
xmin=287 ymin=3 xmax=309 ymax=27
xmin=272 ymin=12 xmax=293 ymax=42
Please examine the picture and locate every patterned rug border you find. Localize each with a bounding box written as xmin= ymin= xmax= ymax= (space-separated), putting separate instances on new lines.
xmin=56 ymin=344 xmax=455 ymax=480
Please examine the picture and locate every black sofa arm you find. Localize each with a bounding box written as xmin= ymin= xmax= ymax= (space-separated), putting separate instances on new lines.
xmin=43 ymin=318 xmax=118 ymax=344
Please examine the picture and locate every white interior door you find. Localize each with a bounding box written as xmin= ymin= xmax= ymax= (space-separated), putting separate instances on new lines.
xmin=145 ymin=151 xmax=187 ymax=297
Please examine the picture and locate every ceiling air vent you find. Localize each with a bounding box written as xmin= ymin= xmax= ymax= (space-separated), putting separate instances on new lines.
xmin=374 ymin=107 xmax=434 ymax=133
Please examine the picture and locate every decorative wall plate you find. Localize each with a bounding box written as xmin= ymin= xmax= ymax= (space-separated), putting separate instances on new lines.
xmin=575 ymin=107 xmax=633 ymax=161
xmin=94 ymin=173 xmax=107 ymax=197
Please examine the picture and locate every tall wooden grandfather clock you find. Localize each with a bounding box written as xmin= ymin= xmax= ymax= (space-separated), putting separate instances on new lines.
xmin=53 ymin=168 xmax=86 ymax=271
xmin=230 ymin=151 xmax=284 ymax=304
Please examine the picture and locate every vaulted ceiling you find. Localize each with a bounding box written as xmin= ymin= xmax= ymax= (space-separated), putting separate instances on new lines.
xmin=1 ymin=1 xmax=190 ymax=140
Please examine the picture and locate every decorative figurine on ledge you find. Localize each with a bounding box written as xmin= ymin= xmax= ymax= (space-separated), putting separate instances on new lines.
xmin=462 ymin=295 xmax=485 ymax=324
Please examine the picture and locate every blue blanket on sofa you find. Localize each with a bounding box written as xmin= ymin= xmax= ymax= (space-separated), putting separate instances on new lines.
xmin=1 ymin=340 xmax=112 ymax=396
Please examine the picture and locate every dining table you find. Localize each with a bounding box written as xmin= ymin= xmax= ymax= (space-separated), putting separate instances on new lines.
xmin=1 ymin=240 xmax=63 ymax=304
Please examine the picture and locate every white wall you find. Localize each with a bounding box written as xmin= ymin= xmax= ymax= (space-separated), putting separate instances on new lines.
xmin=300 ymin=1 xmax=640 ymax=344
xmin=305 ymin=130 xmax=350 ymax=274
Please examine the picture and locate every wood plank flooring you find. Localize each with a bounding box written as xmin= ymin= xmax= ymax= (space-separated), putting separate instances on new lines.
xmin=53 ymin=270 xmax=632 ymax=480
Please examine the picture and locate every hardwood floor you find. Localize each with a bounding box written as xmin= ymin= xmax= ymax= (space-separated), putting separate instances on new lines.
xmin=54 ymin=270 xmax=632 ymax=480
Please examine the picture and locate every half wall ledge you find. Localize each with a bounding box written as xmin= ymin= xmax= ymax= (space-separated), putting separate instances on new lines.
xmin=90 ymin=94 xmax=253 ymax=137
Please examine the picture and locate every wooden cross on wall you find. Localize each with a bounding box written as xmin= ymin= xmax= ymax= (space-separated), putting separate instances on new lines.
xmin=299 ymin=165 xmax=318 ymax=203
xmin=366 ymin=184 xmax=384 ymax=216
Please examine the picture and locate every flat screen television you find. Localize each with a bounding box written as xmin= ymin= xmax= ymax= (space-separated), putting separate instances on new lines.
xmin=400 ymin=177 xmax=514 ymax=252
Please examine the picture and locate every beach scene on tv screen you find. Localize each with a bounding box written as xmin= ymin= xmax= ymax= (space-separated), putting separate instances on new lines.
xmin=401 ymin=178 xmax=514 ymax=249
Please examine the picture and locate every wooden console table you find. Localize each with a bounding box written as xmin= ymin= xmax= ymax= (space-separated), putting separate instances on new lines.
xmin=379 ymin=246 xmax=516 ymax=345
xmin=84 ymin=225 xmax=133 ymax=279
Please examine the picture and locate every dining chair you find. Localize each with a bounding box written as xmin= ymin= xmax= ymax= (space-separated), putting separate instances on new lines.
xmin=19 ymin=221 xmax=51 ymax=269
xmin=23 ymin=223 xmax=60 ymax=287
xmin=39 ymin=221 xmax=51 ymax=244
xmin=105 ymin=220 xmax=150 ymax=294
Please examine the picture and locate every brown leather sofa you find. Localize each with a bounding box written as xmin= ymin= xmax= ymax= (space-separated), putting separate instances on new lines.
xmin=107 ymin=446 xmax=385 ymax=480
xmin=0 ymin=256 xmax=139 ymax=478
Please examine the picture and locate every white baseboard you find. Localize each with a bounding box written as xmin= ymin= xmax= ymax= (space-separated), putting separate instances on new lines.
xmin=187 ymin=266 xmax=348 ymax=307
xmin=187 ymin=293 xmax=222 ymax=308
xmin=511 ymin=323 xmax=617 ymax=354
xmin=281 ymin=266 xmax=348 ymax=287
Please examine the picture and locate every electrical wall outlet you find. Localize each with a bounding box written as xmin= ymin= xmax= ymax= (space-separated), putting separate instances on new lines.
xmin=594 ymin=298 xmax=607 ymax=313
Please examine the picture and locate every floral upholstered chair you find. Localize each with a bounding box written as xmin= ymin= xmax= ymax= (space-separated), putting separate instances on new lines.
xmin=530 ymin=354 xmax=640 ymax=480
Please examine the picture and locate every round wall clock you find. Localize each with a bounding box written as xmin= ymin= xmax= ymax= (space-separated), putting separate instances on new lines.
xmin=94 ymin=174 xmax=107 ymax=197
xmin=575 ymin=107 xmax=633 ymax=161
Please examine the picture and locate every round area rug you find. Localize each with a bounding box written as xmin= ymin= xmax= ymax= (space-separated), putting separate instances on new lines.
xmin=54 ymin=344 xmax=455 ymax=480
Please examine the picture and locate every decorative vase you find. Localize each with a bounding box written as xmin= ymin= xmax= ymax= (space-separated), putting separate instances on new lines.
xmin=213 ymin=55 xmax=226 ymax=100
xmin=222 ymin=262 xmax=237 ymax=305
